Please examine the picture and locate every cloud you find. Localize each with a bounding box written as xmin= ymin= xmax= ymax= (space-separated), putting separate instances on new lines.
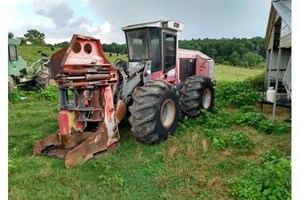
xmin=25 ymin=0 xmax=118 ymax=44
xmin=33 ymin=0 xmax=74 ymax=28
xmin=100 ymin=21 xmax=112 ymax=33
xmin=9 ymin=0 xmax=270 ymax=44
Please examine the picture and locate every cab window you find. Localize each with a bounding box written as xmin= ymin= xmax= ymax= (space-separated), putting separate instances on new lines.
xmin=8 ymin=45 xmax=18 ymax=62
xmin=164 ymin=33 xmax=176 ymax=72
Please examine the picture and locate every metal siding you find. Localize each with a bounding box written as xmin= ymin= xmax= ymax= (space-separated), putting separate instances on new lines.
xmin=267 ymin=50 xmax=280 ymax=81
xmin=279 ymin=34 xmax=291 ymax=48
xmin=265 ymin=0 xmax=291 ymax=48
xmin=268 ymin=29 xmax=275 ymax=50
xmin=279 ymin=21 xmax=291 ymax=48
xmin=268 ymin=49 xmax=290 ymax=82
xmin=272 ymin=0 xmax=291 ymax=29
xmin=280 ymin=21 xmax=290 ymax=36
xmin=283 ymin=56 xmax=291 ymax=98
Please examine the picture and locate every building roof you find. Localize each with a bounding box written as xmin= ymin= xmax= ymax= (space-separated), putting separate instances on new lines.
xmin=265 ymin=0 xmax=291 ymax=47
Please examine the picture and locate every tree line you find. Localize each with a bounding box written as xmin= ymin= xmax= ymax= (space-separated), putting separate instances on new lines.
xmin=179 ymin=37 xmax=266 ymax=67
xmin=99 ymin=37 xmax=266 ymax=67
xmin=9 ymin=29 xmax=266 ymax=67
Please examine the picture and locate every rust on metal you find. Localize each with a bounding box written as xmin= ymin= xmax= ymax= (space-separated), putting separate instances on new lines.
xmin=34 ymin=34 xmax=120 ymax=168
xmin=47 ymin=47 xmax=67 ymax=79
xmin=115 ymin=100 xmax=127 ymax=124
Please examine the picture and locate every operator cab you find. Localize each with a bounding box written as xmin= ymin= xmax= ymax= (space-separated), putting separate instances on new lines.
xmin=122 ymin=20 xmax=184 ymax=83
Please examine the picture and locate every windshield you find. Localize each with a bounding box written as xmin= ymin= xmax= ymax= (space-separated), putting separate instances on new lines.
xmin=8 ymin=45 xmax=18 ymax=62
xmin=126 ymin=29 xmax=149 ymax=61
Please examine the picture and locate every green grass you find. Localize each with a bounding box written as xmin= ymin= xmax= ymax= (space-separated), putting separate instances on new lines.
xmin=8 ymin=87 xmax=291 ymax=199
xmin=214 ymin=64 xmax=264 ymax=81
xmin=18 ymin=45 xmax=61 ymax=64
xmin=9 ymin=47 xmax=290 ymax=199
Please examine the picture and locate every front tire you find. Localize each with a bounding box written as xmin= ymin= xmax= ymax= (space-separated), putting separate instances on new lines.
xmin=179 ymin=75 xmax=214 ymax=118
xmin=129 ymin=80 xmax=180 ymax=144
xmin=36 ymin=67 xmax=50 ymax=89
xmin=8 ymin=77 xmax=16 ymax=94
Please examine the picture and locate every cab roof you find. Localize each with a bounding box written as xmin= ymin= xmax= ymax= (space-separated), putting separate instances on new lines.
xmin=122 ymin=20 xmax=184 ymax=32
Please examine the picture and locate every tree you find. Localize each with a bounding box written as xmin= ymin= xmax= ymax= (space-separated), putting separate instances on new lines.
xmin=242 ymin=52 xmax=264 ymax=67
xmin=8 ymin=32 xmax=14 ymax=39
xmin=229 ymin=51 xmax=240 ymax=66
xmin=54 ymin=41 xmax=69 ymax=48
xmin=16 ymin=37 xmax=27 ymax=45
xmin=24 ymin=29 xmax=46 ymax=45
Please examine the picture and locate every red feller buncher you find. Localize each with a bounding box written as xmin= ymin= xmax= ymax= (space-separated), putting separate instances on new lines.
xmin=34 ymin=20 xmax=215 ymax=168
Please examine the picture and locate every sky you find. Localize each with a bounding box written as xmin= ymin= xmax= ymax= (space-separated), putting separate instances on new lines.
xmin=7 ymin=0 xmax=272 ymax=44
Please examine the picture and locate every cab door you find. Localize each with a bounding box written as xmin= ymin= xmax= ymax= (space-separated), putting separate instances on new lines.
xmin=162 ymin=32 xmax=177 ymax=83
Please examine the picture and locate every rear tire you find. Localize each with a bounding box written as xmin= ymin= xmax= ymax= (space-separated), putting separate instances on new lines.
xmin=129 ymin=80 xmax=180 ymax=144
xmin=179 ymin=75 xmax=214 ymax=118
xmin=36 ymin=67 xmax=50 ymax=89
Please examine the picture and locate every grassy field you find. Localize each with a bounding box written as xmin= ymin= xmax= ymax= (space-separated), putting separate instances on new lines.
xmin=8 ymin=47 xmax=290 ymax=199
xmin=214 ymin=64 xmax=265 ymax=82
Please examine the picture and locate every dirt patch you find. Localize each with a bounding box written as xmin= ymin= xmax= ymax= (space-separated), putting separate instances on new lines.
xmin=255 ymin=102 xmax=291 ymax=122
xmin=202 ymin=138 xmax=208 ymax=152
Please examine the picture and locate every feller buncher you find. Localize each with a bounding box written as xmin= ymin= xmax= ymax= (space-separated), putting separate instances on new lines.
xmin=34 ymin=20 xmax=215 ymax=168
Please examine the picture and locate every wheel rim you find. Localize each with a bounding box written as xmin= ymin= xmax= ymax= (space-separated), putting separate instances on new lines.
xmin=160 ymin=99 xmax=176 ymax=129
xmin=202 ymin=88 xmax=212 ymax=110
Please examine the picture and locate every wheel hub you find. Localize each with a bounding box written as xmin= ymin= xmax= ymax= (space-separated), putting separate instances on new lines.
xmin=202 ymin=88 xmax=212 ymax=110
xmin=160 ymin=99 xmax=176 ymax=128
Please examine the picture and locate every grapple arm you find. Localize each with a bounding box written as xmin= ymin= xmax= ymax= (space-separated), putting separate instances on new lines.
xmin=34 ymin=35 xmax=120 ymax=168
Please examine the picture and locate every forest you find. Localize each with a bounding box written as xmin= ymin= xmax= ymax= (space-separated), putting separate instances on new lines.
xmin=179 ymin=37 xmax=266 ymax=67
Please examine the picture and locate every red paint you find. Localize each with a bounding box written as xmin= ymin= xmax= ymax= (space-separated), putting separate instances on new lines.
xmin=58 ymin=110 xmax=84 ymax=135
xmin=196 ymin=55 xmax=209 ymax=77
xmin=59 ymin=110 xmax=70 ymax=135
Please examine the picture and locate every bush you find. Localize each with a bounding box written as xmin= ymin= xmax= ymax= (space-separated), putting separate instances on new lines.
xmin=229 ymin=131 xmax=254 ymax=154
xmin=234 ymin=106 xmax=291 ymax=134
xmin=231 ymin=152 xmax=291 ymax=199
xmin=235 ymin=111 xmax=265 ymax=129
xmin=196 ymin=109 xmax=234 ymax=129
xmin=246 ymin=72 xmax=265 ymax=92
xmin=215 ymin=81 xmax=260 ymax=107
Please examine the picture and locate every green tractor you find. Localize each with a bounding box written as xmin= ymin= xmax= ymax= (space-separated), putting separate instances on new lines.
xmin=8 ymin=38 xmax=50 ymax=93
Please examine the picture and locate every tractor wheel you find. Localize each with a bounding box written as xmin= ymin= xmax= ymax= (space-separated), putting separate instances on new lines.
xmin=8 ymin=77 xmax=16 ymax=94
xmin=36 ymin=67 xmax=50 ymax=89
xmin=129 ymin=80 xmax=180 ymax=144
xmin=179 ymin=75 xmax=214 ymax=118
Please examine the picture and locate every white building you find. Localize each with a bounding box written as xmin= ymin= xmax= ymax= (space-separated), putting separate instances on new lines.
xmin=265 ymin=0 xmax=291 ymax=99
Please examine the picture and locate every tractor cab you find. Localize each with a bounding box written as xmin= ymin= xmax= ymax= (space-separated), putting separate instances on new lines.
xmin=8 ymin=38 xmax=27 ymax=76
xmin=122 ymin=20 xmax=184 ymax=83
xmin=122 ymin=20 xmax=214 ymax=85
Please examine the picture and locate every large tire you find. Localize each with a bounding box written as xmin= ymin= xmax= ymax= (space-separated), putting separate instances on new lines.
xmin=129 ymin=80 xmax=180 ymax=144
xmin=36 ymin=67 xmax=50 ymax=89
xmin=8 ymin=77 xmax=16 ymax=94
xmin=179 ymin=75 xmax=214 ymax=118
